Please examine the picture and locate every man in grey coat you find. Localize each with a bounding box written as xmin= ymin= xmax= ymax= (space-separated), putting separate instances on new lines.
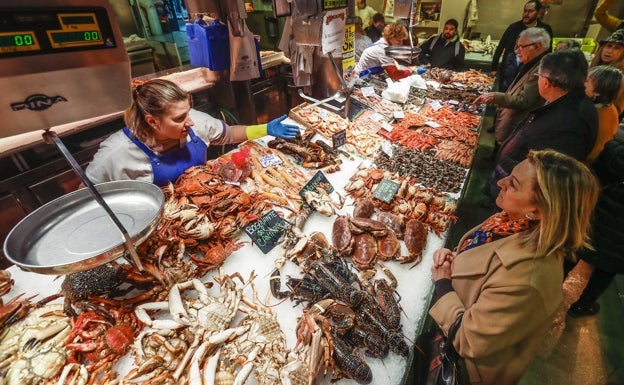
xmin=475 ymin=27 xmax=551 ymax=154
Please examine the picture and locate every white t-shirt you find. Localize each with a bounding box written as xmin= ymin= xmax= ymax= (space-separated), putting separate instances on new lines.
xmin=355 ymin=5 xmax=378 ymax=27
xmin=353 ymin=38 xmax=395 ymax=74
xmin=85 ymin=109 xmax=227 ymax=184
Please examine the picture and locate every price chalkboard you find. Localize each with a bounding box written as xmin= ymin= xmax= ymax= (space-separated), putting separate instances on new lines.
xmin=373 ymin=178 xmax=400 ymax=203
xmin=244 ymin=210 xmax=291 ymax=254
xmin=299 ymin=170 xmax=334 ymax=199
xmin=332 ymin=129 xmax=347 ymax=149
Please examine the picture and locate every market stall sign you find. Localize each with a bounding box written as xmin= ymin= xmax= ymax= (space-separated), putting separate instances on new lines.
xmin=332 ymin=129 xmax=347 ymax=148
xmin=244 ymin=209 xmax=290 ymax=254
xmin=323 ymin=0 xmax=347 ymax=10
xmin=373 ymin=178 xmax=400 ymax=203
xmin=299 ymin=170 xmax=334 ymax=199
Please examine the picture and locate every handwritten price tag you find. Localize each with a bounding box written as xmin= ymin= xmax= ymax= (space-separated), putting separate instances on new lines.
xmin=381 ymin=122 xmax=394 ymax=132
xmin=393 ymin=110 xmax=405 ymax=119
xmin=369 ymin=113 xmax=385 ymax=122
xmin=332 ymin=130 xmax=347 ymax=148
xmin=425 ymin=121 xmax=441 ymax=128
xmin=299 ymin=170 xmax=334 ymax=199
xmin=361 ymin=86 xmax=376 ymax=97
xmin=373 ymin=178 xmax=400 ymax=204
xmin=429 ymin=100 xmax=443 ymax=111
xmin=244 ymin=210 xmax=290 ymax=254
xmin=258 ymin=154 xmax=283 ymax=167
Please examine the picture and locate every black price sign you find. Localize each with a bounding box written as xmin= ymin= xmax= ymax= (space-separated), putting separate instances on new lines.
xmin=332 ymin=129 xmax=347 ymax=149
xmin=373 ymin=178 xmax=400 ymax=203
xmin=244 ymin=210 xmax=291 ymax=254
xmin=299 ymin=171 xmax=334 ymax=199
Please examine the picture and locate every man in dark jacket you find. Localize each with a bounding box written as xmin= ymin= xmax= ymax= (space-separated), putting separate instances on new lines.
xmin=568 ymin=138 xmax=624 ymax=316
xmin=491 ymin=0 xmax=554 ymax=91
xmin=419 ymin=18 xmax=465 ymax=70
xmin=484 ymin=49 xmax=598 ymax=200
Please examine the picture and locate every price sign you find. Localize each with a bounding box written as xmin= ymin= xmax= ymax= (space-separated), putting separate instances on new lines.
xmin=381 ymin=141 xmax=393 ymax=157
xmin=373 ymin=178 xmax=400 ymax=203
xmin=381 ymin=122 xmax=394 ymax=132
xmin=319 ymin=109 xmax=329 ymax=121
xmin=332 ymin=129 xmax=347 ymax=148
xmin=361 ymin=86 xmax=376 ymax=97
xmin=299 ymin=170 xmax=334 ymax=199
xmin=244 ymin=210 xmax=291 ymax=254
xmin=258 ymin=154 xmax=283 ymax=167
xmin=393 ymin=110 xmax=405 ymax=119
xmin=369 ymin=113 xmax=385 ymax=122
xmin=429 ymin=100 xmax=443 ymax=111
xmin=425 ymin=121 xmax=441 ymax=128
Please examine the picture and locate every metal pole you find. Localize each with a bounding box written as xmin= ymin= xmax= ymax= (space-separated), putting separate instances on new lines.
xmin=42 ymin=130 xmax=144 ymax=271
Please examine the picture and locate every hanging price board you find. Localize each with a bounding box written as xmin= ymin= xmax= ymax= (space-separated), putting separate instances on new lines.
xmin=244 ymin=210 xmax=290 ymax=254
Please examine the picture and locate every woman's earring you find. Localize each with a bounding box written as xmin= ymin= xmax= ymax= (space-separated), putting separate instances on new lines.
xmin=525 ymin=213 xmax=534 ymax=220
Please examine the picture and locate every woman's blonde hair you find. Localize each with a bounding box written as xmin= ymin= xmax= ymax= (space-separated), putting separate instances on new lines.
xmin=523 ymin=150 xmax=599 ymax=260
xmin=382 ymin=23 xmax=407 ymax=42
xmin=125 ymin=79 xmax=191 ymax=145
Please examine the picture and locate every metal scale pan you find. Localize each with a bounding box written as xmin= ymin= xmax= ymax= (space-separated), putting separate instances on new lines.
xmin=3 ymin=181 xmax=164 ymax=275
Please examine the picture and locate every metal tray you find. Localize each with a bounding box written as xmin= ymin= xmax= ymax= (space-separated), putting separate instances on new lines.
xmin=385 ymin=46 xmax=422 ymax=66
xmin=3 ymin=180 xmax=164 ymax=275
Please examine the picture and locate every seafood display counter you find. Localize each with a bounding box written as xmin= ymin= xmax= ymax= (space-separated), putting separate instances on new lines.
xmin=0 ymin=68 xmax=493 ymax=385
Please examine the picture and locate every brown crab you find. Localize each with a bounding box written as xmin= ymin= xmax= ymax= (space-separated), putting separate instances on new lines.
xmin=398 ymin=219 xmax=428 ymax=267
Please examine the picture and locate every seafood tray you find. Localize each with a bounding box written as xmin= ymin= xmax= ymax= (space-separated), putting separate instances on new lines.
xmin=288 ymin=102 xmax=350 ymax=139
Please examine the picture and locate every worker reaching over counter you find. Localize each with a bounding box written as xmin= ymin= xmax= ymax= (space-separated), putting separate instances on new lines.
xmin=85 ymin=79 xmax=300 ymax=186
xmin=354 ymin=23 xmax=413 ymax=81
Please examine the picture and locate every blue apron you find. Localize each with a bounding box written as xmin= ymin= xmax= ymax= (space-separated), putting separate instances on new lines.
xmin=123 ymin=127 xmax=207 ymax=186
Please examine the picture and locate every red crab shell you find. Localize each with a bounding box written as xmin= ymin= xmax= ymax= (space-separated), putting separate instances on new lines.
xmin=106 ymin=324 xmax=134 ymax=354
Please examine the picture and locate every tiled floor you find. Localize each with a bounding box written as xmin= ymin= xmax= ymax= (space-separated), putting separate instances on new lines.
xmin=446 ymin=113 xmax=624 ymax=385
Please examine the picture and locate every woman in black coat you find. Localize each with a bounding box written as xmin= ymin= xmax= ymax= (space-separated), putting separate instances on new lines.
xmin=569 ymin=137 xmax=624 ymax=316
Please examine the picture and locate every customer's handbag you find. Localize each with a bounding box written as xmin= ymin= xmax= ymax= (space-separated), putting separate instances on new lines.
xmin=413 ymin=314 xmax=464 ymax=385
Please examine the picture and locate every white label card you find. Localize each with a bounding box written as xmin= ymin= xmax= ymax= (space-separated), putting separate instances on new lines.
xmin=381 ymin=122 xmax=394 ymax=131
xmin=429 ymin=100 xmax=443 ymax=111
xmin=319 ymin=109 xmax=329 ymax=121
xmin=393 ymin=110 xmax=405 ymax=119
xmin=361 ymin=86 xmax=376 ymax=97
xmin=369 ymin=113 xmax=385 ymax=122
xmin=258 ymin=154 xmax=283 ymax=167
xmin=381 ymin=141 xmax=393 ymax=157
xmin=425 ymin=121 xmax=441 ymax=128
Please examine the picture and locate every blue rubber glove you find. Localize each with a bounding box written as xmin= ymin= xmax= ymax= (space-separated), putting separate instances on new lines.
xmin=267 ymin=115 xmax=300 ymax=139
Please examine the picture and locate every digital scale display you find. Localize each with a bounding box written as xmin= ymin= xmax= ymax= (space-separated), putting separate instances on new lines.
xmin=0 ymin=7 xmax=116 ymax=57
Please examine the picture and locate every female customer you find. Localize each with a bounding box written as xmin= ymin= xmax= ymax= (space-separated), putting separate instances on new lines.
xmin=569 ymin=138 xmax=624 ymax=317
xmin=85 ymin=79 xmax=299 ymax=186
xmin=590 ymin=29 xmax=624 ymax=115
xmin=353 ymin=23 xmax=412 ymax=80
xmin=430 ymin=149 xmax=599 ymax=385
xmin=584 ymin=65 xmax=623 ymax=163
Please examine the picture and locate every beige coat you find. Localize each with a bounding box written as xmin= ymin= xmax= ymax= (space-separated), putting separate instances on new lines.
xmin=492 ymin=59 xmax=545 ymax=145
xmin=429 ymin=228 xmax=563 ymax=385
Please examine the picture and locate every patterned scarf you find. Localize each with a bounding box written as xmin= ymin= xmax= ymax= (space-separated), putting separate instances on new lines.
xmin=458 ymin=211 xmax=533 ymax=252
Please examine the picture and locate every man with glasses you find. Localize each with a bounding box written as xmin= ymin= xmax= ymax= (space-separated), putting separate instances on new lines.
xmin=490 ymin=0 xmax=553 ymax=91
xmin=483 ymin=49 xmax=598 ymax=201
xmin=475 ymin=28 xmax=551 ymax=158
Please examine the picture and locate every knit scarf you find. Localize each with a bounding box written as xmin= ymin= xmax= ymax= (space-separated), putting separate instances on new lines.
xmin=458 ymin=211 xmax=533 ymax=252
